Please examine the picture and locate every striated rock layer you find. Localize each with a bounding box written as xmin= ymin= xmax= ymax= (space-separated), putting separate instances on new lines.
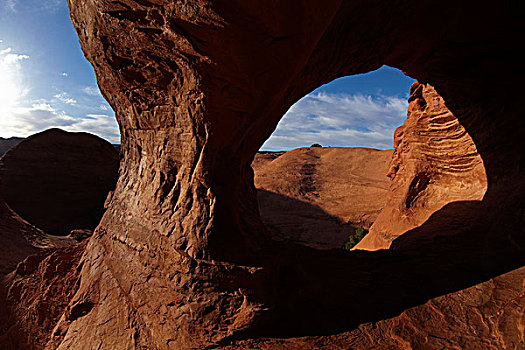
xmin=356 ymin=82 xmax=488 ymax=250
xmin=253 ymin=147 xmax=392 ymax=248
xmin=2 ymin=1 xmax=522 ymax=349
xmin=0 ymin=129 xmax=119 ymax=235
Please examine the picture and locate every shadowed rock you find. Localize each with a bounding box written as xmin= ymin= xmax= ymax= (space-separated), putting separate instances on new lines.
xmin=0 ymin=129 xmax=119 ymax=235
xmin=0 ymin=137 xmax=23 ymax=157
xmin=1 ymin=1 xmax=524 ymax=349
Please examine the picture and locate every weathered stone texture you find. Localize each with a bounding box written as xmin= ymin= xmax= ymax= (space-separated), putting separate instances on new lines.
xmin=357 ymin=82 xmax=488 ymax=250
xmin=2 ymin=1 xmax=523 ymax=349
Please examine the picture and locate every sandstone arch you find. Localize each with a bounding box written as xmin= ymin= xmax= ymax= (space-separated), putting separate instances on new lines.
xmin=30 ymin=1 xmax=525 ymax=348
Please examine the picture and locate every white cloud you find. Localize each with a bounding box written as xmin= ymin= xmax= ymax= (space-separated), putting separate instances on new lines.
xmin=261 ymin=92 xmax=408 ymax=151
xmin=64 ymin=114 xmax=120 ymax=143
xmin=41 ymin=0 xmax=63 ymax=12
xmin=0 ymin=47 xmax=29 ymax=65
xmin=82 ymin=86 xmax=100 ymax=96
xmin=2 ymin=0 xmax=63 ymax=13
xmin=100 ymin=104 xmax=108 ymax=111
xmin=61 ymin=72 xmax=68 ymax=77
xmin=0 ymin=103 xmax=120 ymax=143
xmin=0 ymin=42 xmax=119 ymax=143
xmin=54 ymin=92 xmax=77 ymax=105
xmin=2 ymin=0 xmax=17 ymax=12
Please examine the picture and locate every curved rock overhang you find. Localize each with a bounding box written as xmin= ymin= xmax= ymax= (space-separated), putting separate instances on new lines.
xmin=37 ymin=1 xmax=525 ymax=348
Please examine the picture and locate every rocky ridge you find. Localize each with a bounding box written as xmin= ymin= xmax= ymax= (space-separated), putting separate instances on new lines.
xmin=0 ymin=137 xmax=23 ymax=157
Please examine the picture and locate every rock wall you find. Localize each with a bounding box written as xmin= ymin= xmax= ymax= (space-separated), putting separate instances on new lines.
xmin=0 ymin=243 xmax=85 ymax=350
xmin=2 ymin=1 xmax=521 ymax=348
xmin=356 ymin=82 xmax=488 ymax=250
xmin=220 ymin=265 xmax=525 ymax=349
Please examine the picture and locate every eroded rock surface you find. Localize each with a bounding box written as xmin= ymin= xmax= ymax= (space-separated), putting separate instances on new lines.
xmin=253 ymin=147 xmax=392 ymax=248
xmin=0 ymin=197 xmax=58 ymax=276
xmin=1 ymin=1 xmax=521 ymax=349
xmin=220 ymin=265 xmax=525 ymax=349
xmin=0 ymin=129 xmax=119 ymax=235
xmin=0 ymin=243 xmax=85 ymax=350
xmin=356 ymin=82 xmax=488 ymax=250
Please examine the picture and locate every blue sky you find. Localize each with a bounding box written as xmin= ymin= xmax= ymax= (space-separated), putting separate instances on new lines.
xmin=1 ymin=0 xmax=415 ymax=149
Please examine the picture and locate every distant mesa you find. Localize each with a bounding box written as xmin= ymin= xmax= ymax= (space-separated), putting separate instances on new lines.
xmin=0 ymin=137 xmax=24 ymax=157
xmin=0 ymin=128 xmax=119 ymax=235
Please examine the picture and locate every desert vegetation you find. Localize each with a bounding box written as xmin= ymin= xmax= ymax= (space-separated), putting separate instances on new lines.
xmin=343 ymin=226 xmax=369 ymax=250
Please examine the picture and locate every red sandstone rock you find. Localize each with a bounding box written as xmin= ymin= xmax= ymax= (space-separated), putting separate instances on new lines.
xmin=219 ymin=266 xmax=525 ymax=349
xmin=0 ymin=128 xmax=119 ymax=235
xmin=0 ymin=243 xmax=85 ymax=350
xmin=253 ymin=147 xmax=392 ymax=248
xmin=0 ymin=196 xmax=74 ymax=276
xmin=356 ymin=82 xmax=488 ymax=250
xmin=1 ymin=1 xmax=522 ymax=349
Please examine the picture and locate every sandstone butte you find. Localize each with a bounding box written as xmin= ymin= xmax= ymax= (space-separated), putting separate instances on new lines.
xmin=1 ymin=1 xmax=524 ymax=349
xmin=253 ymin=147 xmax=392 ymax=249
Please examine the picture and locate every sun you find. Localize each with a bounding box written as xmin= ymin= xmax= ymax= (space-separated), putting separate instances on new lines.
xmin=0 ymin=47 xmax=28 ymax=132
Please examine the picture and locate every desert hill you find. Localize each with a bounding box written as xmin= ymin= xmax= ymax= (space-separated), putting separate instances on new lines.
xmin=0 ymin=129 xmax=119 ymax=236
xmin=0 ymin=137 xmax=23 ymax=157
xmin=253 ymin=147 xmax=393 ymax=248
xmin=0 ymin=129 xmax=119 ymax=278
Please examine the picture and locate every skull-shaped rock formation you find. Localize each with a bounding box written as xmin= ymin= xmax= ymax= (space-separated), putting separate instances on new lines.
xmin=4 ymin=1 xmax=522 ymax=349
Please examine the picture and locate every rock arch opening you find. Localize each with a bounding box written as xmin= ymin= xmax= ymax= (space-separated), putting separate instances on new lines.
xmin=252 ymin=66 xmax=413 ymax=249
xmin=252 ymin=66 xmax=488 ymax=251
xmin=2 ymin=1 xmax=523 ymax=349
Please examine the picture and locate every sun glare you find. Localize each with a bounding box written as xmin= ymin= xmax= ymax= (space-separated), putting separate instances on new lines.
xmin=0 ymin=47 xmax=29 ymax=135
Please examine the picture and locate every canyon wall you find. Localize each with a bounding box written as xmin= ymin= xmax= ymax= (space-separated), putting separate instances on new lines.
xmin=1 ymin=1 xmax=522 ymax=349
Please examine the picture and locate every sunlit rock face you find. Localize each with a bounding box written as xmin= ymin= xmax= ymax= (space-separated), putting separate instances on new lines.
xmin=356 ymin=82 xmax=488 ymax=250
xmin=253 ymin=147 xmax=393 ymax=249
xmin=3 ymin=1 xmax=520 ymax=349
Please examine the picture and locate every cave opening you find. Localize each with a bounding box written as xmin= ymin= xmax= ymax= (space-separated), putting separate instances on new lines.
xmin=253 ymin=66 xmax=412 ymax=250
xmin=1 ymin=1 xmax=523 ymax=348
xmin=252 ymin=65 xmax=488 ymax=252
